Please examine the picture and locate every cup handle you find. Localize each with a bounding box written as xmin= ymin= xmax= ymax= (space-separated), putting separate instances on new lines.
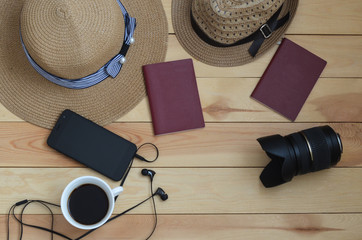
xmin=111 ymin=186 xmax=123 ymax=197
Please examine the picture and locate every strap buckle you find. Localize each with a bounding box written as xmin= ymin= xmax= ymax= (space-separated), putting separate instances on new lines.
xmin=260 ymin=24 xmax=272 ymax=39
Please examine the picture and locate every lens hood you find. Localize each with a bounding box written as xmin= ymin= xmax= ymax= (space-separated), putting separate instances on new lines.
xmin=257 ymin=135 xmax=297 ymax=188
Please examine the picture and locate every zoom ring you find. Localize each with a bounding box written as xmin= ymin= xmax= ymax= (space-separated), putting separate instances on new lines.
xmin=302 ymin=127 xmax=331 ymax=171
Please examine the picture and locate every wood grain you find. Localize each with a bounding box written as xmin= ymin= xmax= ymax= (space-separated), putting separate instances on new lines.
xmin=1 ymin=78 xmax=361 ymax=122
xmin=0 ymin=122 xmax=360 ymax=168
xmin=1 ymin=1 xmax=361 ymax=239
xmin=2 ymin=214 xmax=362 ymax=240
xmin=166 ymin=35 xmax=362 ymax=78
xmin=163 ymin=0 xmax=362 ymax=35
xmin=117 ymin=77 xmax=362 ymax=122
xmin=0 ymin=168 xmax=361 ymax=215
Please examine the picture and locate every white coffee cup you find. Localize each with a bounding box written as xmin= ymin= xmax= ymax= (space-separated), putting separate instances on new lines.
xmin=60 ymin=176 xmax=123 ymax=230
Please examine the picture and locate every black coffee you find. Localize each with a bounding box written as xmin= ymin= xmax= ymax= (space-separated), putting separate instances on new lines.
xmin=68 ymin=184 xmax=109 ymax=225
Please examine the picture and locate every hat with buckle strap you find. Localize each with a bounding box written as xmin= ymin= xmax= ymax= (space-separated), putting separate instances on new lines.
xmin=172 ymin=0 xmax=298 ymax=67
xmin=0 ymin=0 xmax=168 ymax=129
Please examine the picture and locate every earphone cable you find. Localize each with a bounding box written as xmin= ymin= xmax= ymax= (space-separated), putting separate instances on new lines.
xmin=7 ymin=148 xmax=161 ymax=240
xmin=10 ymin=200 xmax=72 ymax=240
xmin=7 ymin=189 xmax=161 ymax=239
xmin=19 ymin=201 xmax=56 ymax=240
xmin=146 ymin=180 xmax=158 ymax=240
xmin=134 ymin=143 xmax=159 ymax=163
xmin=7 ymin=205 xmax=15 ymax=240
xmin=74 ymin=194 xmax=154 ymax=240
xmin=117 ymin=142 xmax=159 ymax=201
xmin=118 ymin=143 xmax=159 ymax=196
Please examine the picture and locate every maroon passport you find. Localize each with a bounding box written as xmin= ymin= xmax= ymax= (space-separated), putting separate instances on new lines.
xmin=143 ymin=59 xmax=205 ymax=135
xmin=251 ymin=38 xmax=327 ymax=121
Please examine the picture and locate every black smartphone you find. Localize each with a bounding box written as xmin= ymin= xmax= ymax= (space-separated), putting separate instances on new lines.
xmin=47 ymin=109 xmax=137 ymax=181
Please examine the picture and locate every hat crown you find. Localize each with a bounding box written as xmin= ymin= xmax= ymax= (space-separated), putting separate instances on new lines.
xmin=192 ymin=0 xmax=285 ymax=45
xmin=20 ymin=0 xmax=124 ymax=79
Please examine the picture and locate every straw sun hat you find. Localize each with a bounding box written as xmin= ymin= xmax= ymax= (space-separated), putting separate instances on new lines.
xmin=172 ymin=0 xmax=298 ymax=67
xmin=0 ymin=0 xmax=168 ymax=129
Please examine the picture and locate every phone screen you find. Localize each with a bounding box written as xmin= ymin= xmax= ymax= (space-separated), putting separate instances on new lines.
xmin=47 ymin=110 xmax=137 ymax=181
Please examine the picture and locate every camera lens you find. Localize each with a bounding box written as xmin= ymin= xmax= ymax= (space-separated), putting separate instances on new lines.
xmin=257 ymin=125 xmax=342 ymax=188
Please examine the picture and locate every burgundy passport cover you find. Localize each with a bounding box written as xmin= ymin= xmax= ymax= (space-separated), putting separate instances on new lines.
xmin=143 ymin=59 xmax=205 ymax=135
xmin=251 ymin=38 xmax=327 ymax=121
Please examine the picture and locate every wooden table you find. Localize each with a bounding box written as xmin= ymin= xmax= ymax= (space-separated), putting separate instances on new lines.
xmin=1 ymin=0 xmax=361 ymax=239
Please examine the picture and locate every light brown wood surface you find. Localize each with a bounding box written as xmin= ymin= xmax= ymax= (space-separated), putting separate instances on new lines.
xmin=1 ymin=168 xmax=362 ymax=215
xmin=1 ymin=78 xmax=361 ymax=122
xmin=0 ymin=123 xmax=361 ymax=168
xmin=1 ymin=0 xmax=361 ymax=239
xmin=2 ymin=214 xmax=362 ymax=240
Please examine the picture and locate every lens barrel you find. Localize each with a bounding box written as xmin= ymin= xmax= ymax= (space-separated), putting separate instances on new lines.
xmin=257 ymin=125 xmax=342 ymax=188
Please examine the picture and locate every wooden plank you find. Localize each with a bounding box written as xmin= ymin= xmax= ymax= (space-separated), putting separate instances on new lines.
xmin=0 ymin=122 xmax=360 ymax=168
xmin=163 ymin=0 xmax=362 ymax=35
xmin=1 ymin=78 xmax=361 ymax=122
xmin=120 ymin=78 xmax=362 ymax=122
xmin=0 ymin=2 xmax=360 ymax=240
xmin=2 ymin=214 xmax=362 ymax=240
xmin=0 ymin=168 xmax=361 ymax=215
xmin=166 ymin=35 xmax=362 ymax=78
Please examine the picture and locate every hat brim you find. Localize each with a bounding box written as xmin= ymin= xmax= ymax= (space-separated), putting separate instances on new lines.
xmin=0 ymin=0 xmax=168 ymax=129
xmin=172 ymin=0 xmax=298 ymax=67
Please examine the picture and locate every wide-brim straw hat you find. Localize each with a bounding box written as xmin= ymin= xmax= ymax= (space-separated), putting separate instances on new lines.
xmin=0 ymin=0 xmax=168 ymax=129
xmin=172 ymin=0 xmax=298 ymax=67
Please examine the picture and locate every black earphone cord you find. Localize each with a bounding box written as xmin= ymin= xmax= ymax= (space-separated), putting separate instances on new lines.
xmin=7 ymin=143 xmax=160 ymax=240
xmin=120 ymin=142 xmax=159 ymax=187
